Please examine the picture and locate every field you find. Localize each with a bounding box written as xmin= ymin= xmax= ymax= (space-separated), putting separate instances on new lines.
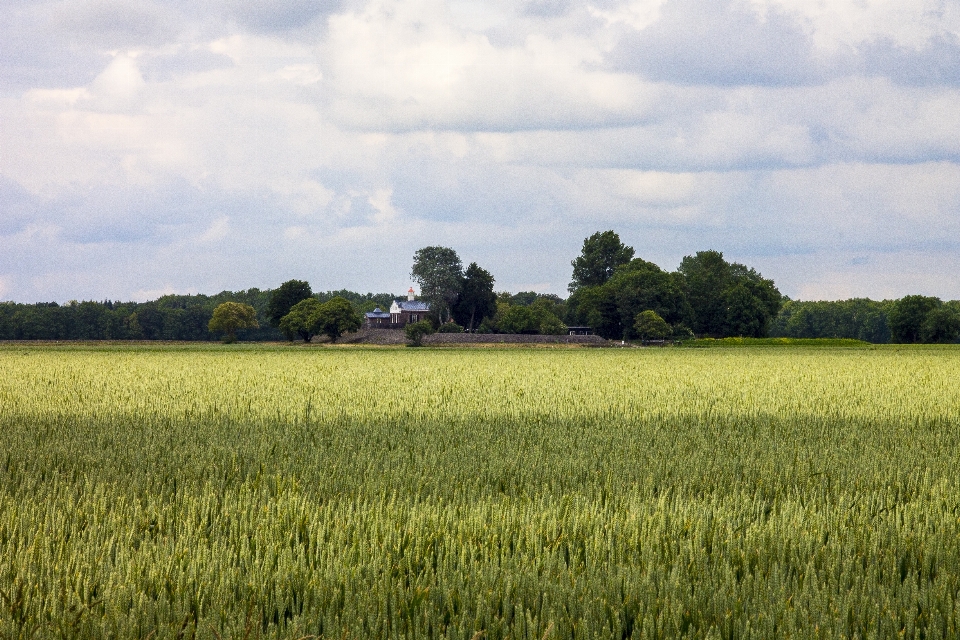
xmin=2 ymin=344 xmax=960 ymax=638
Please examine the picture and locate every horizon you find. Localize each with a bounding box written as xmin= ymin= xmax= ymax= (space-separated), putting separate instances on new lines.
xmin=2 ymin=0 xmax=959 ymax=304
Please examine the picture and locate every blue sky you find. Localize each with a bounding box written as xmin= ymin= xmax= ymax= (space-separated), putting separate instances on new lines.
xmin=2 ymin=0 xmax=959 ymax=302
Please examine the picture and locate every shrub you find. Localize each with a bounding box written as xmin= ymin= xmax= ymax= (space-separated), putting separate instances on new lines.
xmin=405 ymin=319 xmax=435 ymax=346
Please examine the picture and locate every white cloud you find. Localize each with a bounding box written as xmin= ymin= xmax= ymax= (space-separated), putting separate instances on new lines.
xmin=1 ymin=0 xmax=960 ymax=303
xmin=196 ymin=215 xmax=229 ymax=243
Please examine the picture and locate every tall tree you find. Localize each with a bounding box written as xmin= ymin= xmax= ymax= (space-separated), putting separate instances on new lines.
xmin=411 ymin=247 xmax=463 ymax=323
xmin=267 ymin=280 xmax=313 ymax=329
xmin=452 ymin=263 xmax=496 ymax=331
xmin=889 ymin=295 xmax=942 ymax=343
xmin=677 ymin=251 xmax=782 ymax=338
xmin=677 ymin=250 xmax=730 ymax=336
xmin=569 ymin=231 xmax=635 ymax=292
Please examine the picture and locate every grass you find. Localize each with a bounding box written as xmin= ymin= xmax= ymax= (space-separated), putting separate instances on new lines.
xmin=1 ymin=344 xmax=959 ymax=638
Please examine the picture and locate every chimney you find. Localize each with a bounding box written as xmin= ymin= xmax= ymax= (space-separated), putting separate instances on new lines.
xmin=407 ymin=287 xmax=415 ymax=301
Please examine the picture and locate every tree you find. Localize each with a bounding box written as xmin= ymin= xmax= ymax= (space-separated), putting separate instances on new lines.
xmin=538 ymin=314 xmax=568 ymax=335
xmin=634 ymin=310 xmax=671 ymax=340
xmin=678 ymin=251 xmax=782 ymax=338
xmin=677 ymin=250 xmax=730 ymax=336
xmin=411 ymin=247 xmax=463 ymax=323
xmin=268 ymin=280 xmax=313 ymax=329
xmin=569 ymin=231 xmax=634 ymax=292
xmin=889 ymin=295 xmax=941 ymax=343
xmin=498 ymin=305 xmax=537 ymax=334
xmin=452 ymin=263 xmax=497 ymax=331
xmin=314 ymin=297 xmax=362 ymax=342
xmin=920 ymin=307 xmax=960 ymax=343
xmin=279 ymin=298 xmax=323 ymax=342
xmin=208 ymin=302 xmax=259 ymax=343
xmin=405 ymin=319 xmax=435 ymax=346
xmin=722 ymin=283 xmax=768 ymax=337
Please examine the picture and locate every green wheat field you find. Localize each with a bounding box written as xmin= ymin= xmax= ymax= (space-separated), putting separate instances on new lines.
xmin=2 ymin=344 xmax=960 ymax=639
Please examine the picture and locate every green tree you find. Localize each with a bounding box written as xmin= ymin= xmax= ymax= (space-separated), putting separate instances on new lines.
xmin=279 ymin=298 xmax=323 ymax=342
xmin=678 ymin=251 xmax=782 ymax=338
xmin=268 ymin=280 xmax=313 ymax=329
xmin=404 ymin=319 xmax=435 ymax=346
xmin=499 ymin=305 xmax=537 ymax=334
xmin=634 ymin=310 xmax=671 ymax=340
xmin=538 ymin=314 xmax=568 ymax=335
xmin=208 ymin=302 xmax=259 ymax=343
xmin=889 ymin=295 xmax=941 ymax=343
xmin=314 ymin=297 xmax=362 ymax=342
xmin=452 ymin=263 xmax=497 ymax=331
xmin=920 ymin=306 xmax=960 ymax=343
xmin=722 ymin=283 xmax=768 ymax=337
xmin=569 ymin=231 xmax=635 ymax=292
xmin=411 ymin=247 xmax=463 ymax=323
xmin=677 ymin=250 xmax=730 ymax=336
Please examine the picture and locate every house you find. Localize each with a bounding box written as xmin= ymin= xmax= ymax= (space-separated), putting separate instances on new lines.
xmin=364 ymin=288 xmax=431 ymax=329
xmin=364 ymin=307 xmax=391 ymax=327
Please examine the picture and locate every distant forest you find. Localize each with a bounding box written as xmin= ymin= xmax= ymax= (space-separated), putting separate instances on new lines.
xmin=3 ymin=288 xmax=958 ymax=345
xmin=1 ymin=231 xmax=958 ymax=344
xmin=0 ymin=289 xmax=393 ymax=343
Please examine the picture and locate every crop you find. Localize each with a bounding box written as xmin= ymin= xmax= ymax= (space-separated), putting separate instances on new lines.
xmin=1 ymin=344 xmax=959 ymax=638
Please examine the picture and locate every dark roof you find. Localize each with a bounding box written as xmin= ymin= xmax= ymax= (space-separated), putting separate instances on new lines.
xmin=396 ymin=300 xmax=430 ymax=312
xmin=365 ymin=307 xmax=390 ymax=319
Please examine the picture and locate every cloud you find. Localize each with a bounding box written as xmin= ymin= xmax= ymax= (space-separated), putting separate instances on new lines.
xmin=1 ymin=0 xmax=959 ymax=304
xmin=607 ymin=0 xmax=820 ymax=86
xmin=321 ymin=1 xmax=654 ymax=131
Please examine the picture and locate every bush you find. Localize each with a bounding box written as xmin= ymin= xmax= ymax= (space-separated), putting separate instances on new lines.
xmin=476 ymin=317 xmax=496 ymax=334
xmin=437 ymin=322 xmax=464 ymax=333
xmin=539 ymin=315 xmax=568 ymax=335
xmin=634 ymin=310 xmax=670 ymax=340
xmin=405 ymin=320 xmax=435 ymax=346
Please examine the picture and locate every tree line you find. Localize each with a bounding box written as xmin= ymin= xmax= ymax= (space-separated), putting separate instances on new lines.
xmin=1 ymin=230 xmax=958 ymax=343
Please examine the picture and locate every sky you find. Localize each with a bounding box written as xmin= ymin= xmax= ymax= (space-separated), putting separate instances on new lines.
xmin=2 ymin=0 xmax=959 ymax=303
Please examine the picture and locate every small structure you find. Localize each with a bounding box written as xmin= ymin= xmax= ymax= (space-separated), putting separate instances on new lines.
xmin=567 ymin=326 xmax=593 ymax=336
xmin=364 ymin=307 xmax=391 ymax=328
xmin=364 ymin=288 xmax=431 ymax=329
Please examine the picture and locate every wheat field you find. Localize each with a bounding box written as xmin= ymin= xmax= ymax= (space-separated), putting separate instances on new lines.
xmin=1 ymin=344 xmax=959 ymax=638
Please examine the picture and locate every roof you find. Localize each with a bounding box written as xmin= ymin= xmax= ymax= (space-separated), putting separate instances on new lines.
xmin=365 ymin=307 xmax=390 ymax=319
xmin=396 ymin=300 xmax=430 ymax=312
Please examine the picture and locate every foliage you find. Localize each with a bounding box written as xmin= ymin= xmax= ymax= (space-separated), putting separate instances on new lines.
xmin=568 ymin=230 xmax=634 ymax=292
xmin=452 ymin=263 xmax=497 ymax=331
xmin=771 ymin=298 xmax=892 ymax=343
xmin=404 ymin=319 xmax=435 ymax=346
xmin=207 ymin=302 xmax=259 ymax=343
xmin=634 ymin=310 xmax=671 ymax=340
xmin=278 ymin=297 xmax=361 ymax=343
xmin=538 ymin=314 xmax=568 ymax=335
xmin=567 ymin=259 xmax=688 ymax=340
xmin=2 ymin=346 xmax=960 ymax=638
xmin=0 ymin=290 xmax=283 ymax=341
xmin=316 ymin=290 xmax=396 ymax=314
xmin=921 ymin=306 xmax=960 ymax=343
xmin=437 ymin=321 xmax=464 ymax=333
xmin=314 ymin=297 xmax=362 ymax=342
xmin=267 ymin=280 xmax=313 ymax=329
xmin=278 ymin=298 xmax=323 ymax=342
xmin=411 ymin=246 xmax=463 ymax=323
xmin=497 ymin=305 xmax=537 ymax=334
xmin=889 ymin=295 xmax=958 ymax=344
xmin=678 ymin=250 xmax=782 ymax=338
